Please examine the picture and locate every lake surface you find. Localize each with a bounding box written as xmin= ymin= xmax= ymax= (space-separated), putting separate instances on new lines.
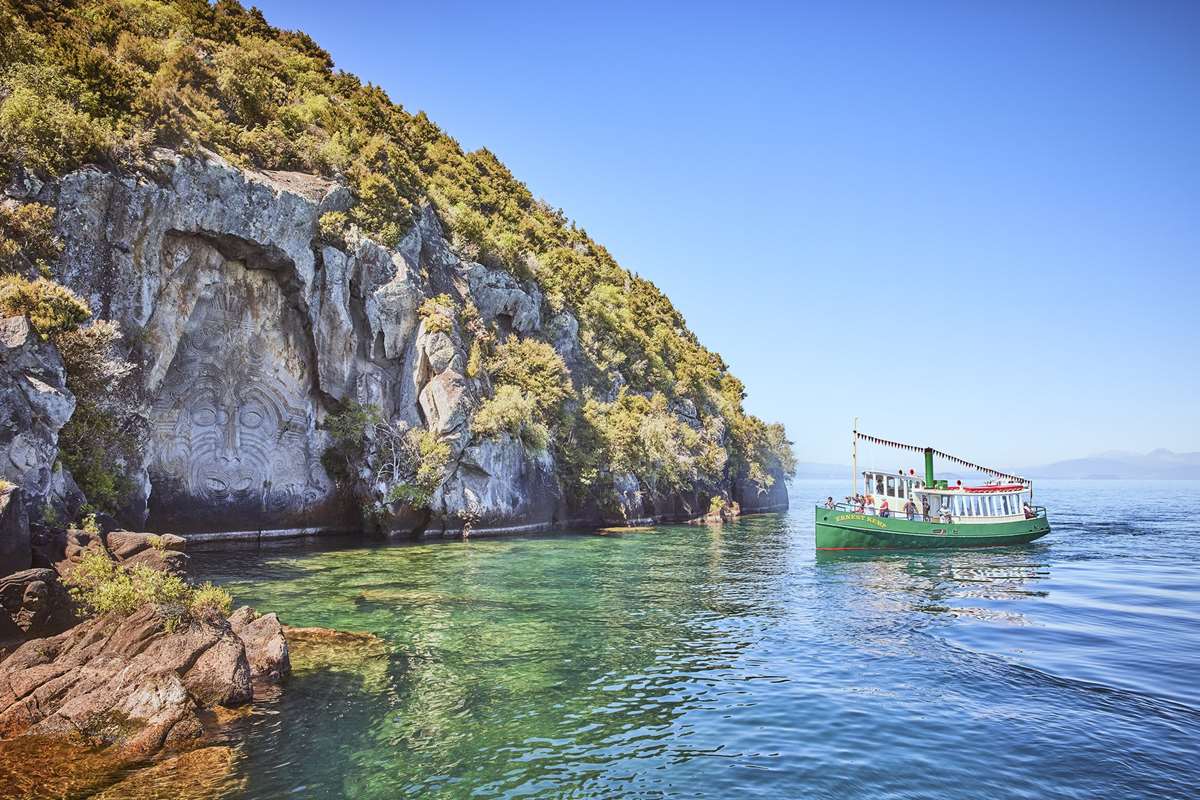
xmin=192 ymin=480 xmax=1200 ymax=799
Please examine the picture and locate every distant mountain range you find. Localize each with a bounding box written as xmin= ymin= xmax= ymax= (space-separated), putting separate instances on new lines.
xmin=1020 ymin=449 xmax=1200 ymax=480
xmin=795 ymin=449 xmax=1200 ymax=481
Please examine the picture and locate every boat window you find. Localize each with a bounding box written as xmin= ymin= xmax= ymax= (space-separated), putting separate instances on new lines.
xmin=876 ymin=475 xmax=884 ymax=495
xmin=886 ymin=476 xmax=896 ymax=497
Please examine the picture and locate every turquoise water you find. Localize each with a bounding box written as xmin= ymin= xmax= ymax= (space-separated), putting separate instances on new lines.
xmin=192 ymin=480 xmax=1200 ymax=799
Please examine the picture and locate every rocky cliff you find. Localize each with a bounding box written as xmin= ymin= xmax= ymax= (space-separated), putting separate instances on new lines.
xmin=0 ymin=1 xmax=793 ymax=541
xmin=0 ymin=151 xmax=791 ymax=539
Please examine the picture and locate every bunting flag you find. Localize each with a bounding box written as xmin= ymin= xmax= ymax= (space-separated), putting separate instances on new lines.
xmin=854 ymin=431 xmax=1031 ymax=486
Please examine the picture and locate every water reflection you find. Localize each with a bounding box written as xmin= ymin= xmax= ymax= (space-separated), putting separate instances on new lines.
xmin=815 ymin=548 xmax=1051 ymax=622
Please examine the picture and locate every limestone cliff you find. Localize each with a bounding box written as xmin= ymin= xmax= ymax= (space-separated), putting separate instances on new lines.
xmin=0 ymin=149 xmax=787 ymax=538
xmin=0 ymin=149 xmax=792 ymax=537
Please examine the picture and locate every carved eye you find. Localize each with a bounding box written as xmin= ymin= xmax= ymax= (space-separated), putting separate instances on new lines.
xmin=240 ymin=406 xmax=266 ymax=429
xmin=191 ymin=407 xmax=218 ymax=426
xmin=205 ymin=476 xmax=228 ymax=494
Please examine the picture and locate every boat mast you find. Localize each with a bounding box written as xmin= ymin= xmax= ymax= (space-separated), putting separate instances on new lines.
xmin=852 ymin=418 xmax=858 ymax=498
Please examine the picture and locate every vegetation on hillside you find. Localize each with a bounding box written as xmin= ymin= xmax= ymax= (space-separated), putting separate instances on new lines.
xmin=0 ymin=0 xmax=794 ymax=516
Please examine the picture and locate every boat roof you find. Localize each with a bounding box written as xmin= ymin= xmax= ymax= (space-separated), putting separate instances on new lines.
xmin=914 ymin=484 xmax=1027 ymax=495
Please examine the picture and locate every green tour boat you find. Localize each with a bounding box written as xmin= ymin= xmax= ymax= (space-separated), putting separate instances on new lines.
xmin=815 ymin=430 xmax=1051 ymax=550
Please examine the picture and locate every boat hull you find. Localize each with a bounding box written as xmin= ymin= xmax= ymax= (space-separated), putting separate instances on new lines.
xmin=815 ymin=509 xmax=1050 ymax=550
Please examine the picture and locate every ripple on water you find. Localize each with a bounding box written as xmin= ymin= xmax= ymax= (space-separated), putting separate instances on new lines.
xmin=188 ymin=480 xmax=1200 ymax=799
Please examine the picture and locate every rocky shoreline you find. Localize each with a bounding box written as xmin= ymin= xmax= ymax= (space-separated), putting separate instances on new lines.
xmin=0 ymin=513 xmax=369 ymax=800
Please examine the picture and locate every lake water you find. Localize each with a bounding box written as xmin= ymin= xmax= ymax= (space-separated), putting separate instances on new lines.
xmin=191 ymin=480 xmax=1200 ymax=799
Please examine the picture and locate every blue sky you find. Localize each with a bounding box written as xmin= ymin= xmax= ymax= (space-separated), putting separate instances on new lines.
xmin=252 ymin=0 xmax=1200 ymax=467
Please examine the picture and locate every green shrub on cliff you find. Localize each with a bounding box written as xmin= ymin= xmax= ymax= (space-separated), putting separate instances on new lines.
xmin=418 ymin=294 xmax=456 ymax=335
xmin=0 ymin=277 xmax=140 ymax=515
xmin=0 ymin=202 xmax=63 ymax=277
xmin=55 ymin=319 xmax=142 ymax=515
xmin=323 ymin=402 xmax=450 ymax=515
xmin=473 ymin=385 xmax=549 ymax=452
xmin=472 ymin=337 xmax=572 ymax=453
xmin=0 ymin=274 xmax=91 ymax=338
xmin=0 ymin=66 xmax=112 ymax=177
xmin=487 ymin=338 xmax=572 ymax=418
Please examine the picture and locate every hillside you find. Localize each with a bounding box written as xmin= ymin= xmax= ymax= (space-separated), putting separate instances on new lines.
xmin=0 ymin=0 xmax=793 ymax=535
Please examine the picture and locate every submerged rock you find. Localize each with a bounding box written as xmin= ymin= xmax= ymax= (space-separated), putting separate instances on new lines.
xmin=0 ymin=737 xmax=244 ymax=800
xmin=283 ymin=625 xmax=387 ymax=673
xmin=91 ymin=745 xmax=245 ymax=800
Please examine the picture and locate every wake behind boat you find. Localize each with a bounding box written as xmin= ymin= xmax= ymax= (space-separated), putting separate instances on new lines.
xmin=815 ymin=430 xmax=1051 ymax=550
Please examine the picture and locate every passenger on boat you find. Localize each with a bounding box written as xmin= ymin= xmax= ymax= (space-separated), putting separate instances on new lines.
xmin=824 ymin=496 xmax=836 ymax=509
xmin=865 ymin=496 xmax=876 ymax=515
xmin=879 ymin=499 xmax=890 ymax=518
xmin=854 ymin=495 xmax=865 ymax=513
xmin=1023 ymin=501 xmax=1036 ymax=519
xmin=941 ymin=508 xmax=953 ymax=524
xmin=921 ymin=497 xmax=931 ymax=522
xmin=903 ymin=498 xmax=916 ymax=520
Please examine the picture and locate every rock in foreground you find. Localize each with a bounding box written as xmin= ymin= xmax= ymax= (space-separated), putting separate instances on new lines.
xmin=0 ymin=605 xmax=251 ymax=759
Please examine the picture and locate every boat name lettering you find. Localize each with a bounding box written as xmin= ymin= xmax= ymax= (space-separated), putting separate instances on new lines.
xmin=834 ymin=513 xmax=888 ymax=529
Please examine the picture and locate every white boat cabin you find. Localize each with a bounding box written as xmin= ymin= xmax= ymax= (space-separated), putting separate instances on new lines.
xmin=858 ymin=470 xmax=1033 ymax=523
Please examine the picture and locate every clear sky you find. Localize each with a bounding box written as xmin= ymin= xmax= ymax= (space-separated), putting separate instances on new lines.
xmin=251 ymin=0 xmax=1200 ymax=468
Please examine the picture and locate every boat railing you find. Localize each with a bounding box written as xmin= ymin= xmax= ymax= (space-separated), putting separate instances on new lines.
xmin=818 ymin=501 xmax=1048 ymax=520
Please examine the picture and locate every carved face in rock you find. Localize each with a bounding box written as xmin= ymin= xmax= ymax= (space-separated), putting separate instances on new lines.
xmin=146 ymin=276 xmax=330 ymax=531
xmin=180 ymin=375 xmax=291 ymax=502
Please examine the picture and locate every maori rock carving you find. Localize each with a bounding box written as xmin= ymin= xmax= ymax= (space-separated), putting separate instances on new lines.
xmin=147 ymin=275 xmax=333 ymax=533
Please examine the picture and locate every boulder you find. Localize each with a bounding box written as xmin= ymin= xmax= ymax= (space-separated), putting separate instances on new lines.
xmin=228 ymin=606 xmax=290 ymax=683
xmin=0 ymin=482 xmax=30 ymax=576
xmin=0 ymin=605 xmax=252 ymax=758
xmin=0 ymin=568 xmax=75 ymax=643
xmin=418 ymin=371 xmax=469 ymax=436
xmin=35 ymin=529 xmax=189 ymax=581
xmin=104 ymin=530 xmax=189 ymax=578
